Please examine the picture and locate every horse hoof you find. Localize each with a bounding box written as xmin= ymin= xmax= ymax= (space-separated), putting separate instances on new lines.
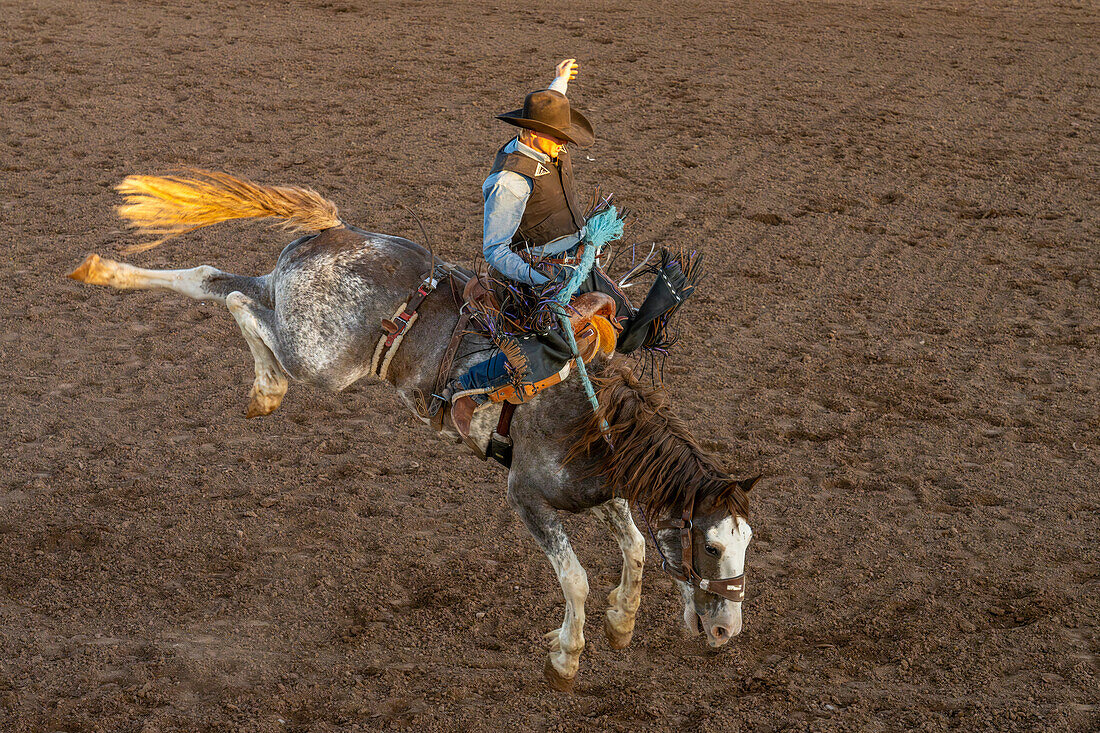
xmin=67 ymin=254 xmax=108 ymax=284
xmin=246 ymin=400 xmax=277 ymax=418
xmin=543 ymin=657 xmax=575 ymax=693
xmin=246 ymin=392 xmax=282 ymax=418
xmin=604 ymin=614 xmax=634 ymax=650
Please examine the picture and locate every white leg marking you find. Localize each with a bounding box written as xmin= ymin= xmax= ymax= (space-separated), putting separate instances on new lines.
xmin=68 ymin=254 xmax=225 ymax=302
xmin=225 ymin=291 xmax=289 ymax=418
xmin=592 ymin=499 xmax=645 ymax=649
xmin=545 ymin=546 xmax=589 ymax=685
xmin=507 ymin=479 xmax=589 ymax=690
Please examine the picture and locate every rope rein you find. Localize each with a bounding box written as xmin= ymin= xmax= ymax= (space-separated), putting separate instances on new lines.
xmin=553 ymin=206 xmax=624 ymax=432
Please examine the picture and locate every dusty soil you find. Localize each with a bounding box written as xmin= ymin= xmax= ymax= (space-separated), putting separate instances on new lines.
xmin=1 ymin=0 xmax=1097 ymax=731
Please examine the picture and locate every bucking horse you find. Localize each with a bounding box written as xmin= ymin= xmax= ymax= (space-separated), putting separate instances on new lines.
xmin=67 ymin=170 xmax=759 ymax=690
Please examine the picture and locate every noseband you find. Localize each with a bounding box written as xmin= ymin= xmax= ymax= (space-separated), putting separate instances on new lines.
xmin=637 ymin=486 xmax=746 ymax=603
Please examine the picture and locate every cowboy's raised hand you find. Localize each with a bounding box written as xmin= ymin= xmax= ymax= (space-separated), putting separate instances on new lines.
xmin=555 ymin=58 xmax=579 ymax=81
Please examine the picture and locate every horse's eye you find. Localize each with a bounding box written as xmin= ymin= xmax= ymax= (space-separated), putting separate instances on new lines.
xmin=704 ymin=544 xmax=720 ymax=558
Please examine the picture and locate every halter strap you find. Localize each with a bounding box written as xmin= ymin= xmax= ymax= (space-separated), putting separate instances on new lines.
xmin=642 ymin=488 xmax=747 ymax=604
xmin=681 ymin=486 xmax=696 ymax=582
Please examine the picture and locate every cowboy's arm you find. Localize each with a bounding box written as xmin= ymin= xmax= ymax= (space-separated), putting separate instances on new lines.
xmin=549 ymin=58 xmax=578 ymax=95
xmin=482 ymin=171 xmax=551 ymax=287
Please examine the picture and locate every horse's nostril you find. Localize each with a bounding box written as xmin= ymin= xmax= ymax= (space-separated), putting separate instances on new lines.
xmin=713 ymin=625 xmax=730 ymax=641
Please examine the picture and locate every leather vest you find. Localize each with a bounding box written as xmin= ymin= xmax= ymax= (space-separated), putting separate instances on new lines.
xmin=488 ymin=141 xmax=585 ymax=249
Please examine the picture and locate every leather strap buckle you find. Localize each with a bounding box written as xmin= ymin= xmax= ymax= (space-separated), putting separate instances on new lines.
xmin=383 ymin=312 xmax=415 ymax=346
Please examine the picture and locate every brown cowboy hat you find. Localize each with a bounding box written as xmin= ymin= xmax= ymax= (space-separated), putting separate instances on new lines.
xmin=496 ymin=89 xmax=594 ymax=148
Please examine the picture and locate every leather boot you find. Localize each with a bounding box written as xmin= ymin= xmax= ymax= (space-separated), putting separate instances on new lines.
xmin=449 ymin=395 xmax=477 ymax=438
xmin=423 ymin=380 xmax=460 ymax=431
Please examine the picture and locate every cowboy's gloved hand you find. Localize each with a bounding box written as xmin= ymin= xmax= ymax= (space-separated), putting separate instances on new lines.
xmin=532 ymin=262 xmax=569 ymax=286
xmin=555 ymin=58 xmax=579 ymax=82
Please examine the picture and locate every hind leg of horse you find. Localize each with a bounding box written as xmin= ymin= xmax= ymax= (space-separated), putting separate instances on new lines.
xmin=68 ymin=253 xmax=268 ymax=305
xmin=225 ymin=291 xmax=289 ymax=418
xmin=507 ymin=479 xmax=588 ymax=691
xmin=590 ymin=498 xmax=645 ymax=649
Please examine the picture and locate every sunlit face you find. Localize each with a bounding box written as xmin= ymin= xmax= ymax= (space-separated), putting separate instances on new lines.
xmin=520 ymin=129 xmax=566 ymax=159
xmin=660 ymin=510 xmax=753 ymax=648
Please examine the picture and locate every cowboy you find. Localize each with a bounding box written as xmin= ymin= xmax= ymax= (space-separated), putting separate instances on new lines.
xmin=451 ymin=59 xmax=632 ymax=404
xmin=482 ymin=58 xmax=592 ymax=291
xmin=441 ymin=59 xmax=698 ymax=431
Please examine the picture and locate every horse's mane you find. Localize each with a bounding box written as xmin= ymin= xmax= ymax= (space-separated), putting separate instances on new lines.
xmin=567 ymin=364 xmax=750 ymax=519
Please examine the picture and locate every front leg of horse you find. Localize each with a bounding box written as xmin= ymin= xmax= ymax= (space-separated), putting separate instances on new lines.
xmin=507 ymin=482 xmax=588 ymax=691
xmin=591 ymin=498 xmax=645 ymax=649
xmin=542 ymin=551 xmax=588 ymax=691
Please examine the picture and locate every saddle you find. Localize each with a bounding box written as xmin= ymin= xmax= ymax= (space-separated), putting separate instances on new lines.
xmin=482 ymin=291 xmax=617 ymax=405
xmin=446 ymin=290 xmax=618 ymax=465
xmin=461 ymin=273 xmax=498 ymax=313
xmin=378 ymin=265 xmax=619 ymax=465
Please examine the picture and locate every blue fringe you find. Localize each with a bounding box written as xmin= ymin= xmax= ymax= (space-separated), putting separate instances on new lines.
xmin=555 ymin=206 xmax=624 ymax=305
xmin=553 ymin=206 xmax=624 ymax=426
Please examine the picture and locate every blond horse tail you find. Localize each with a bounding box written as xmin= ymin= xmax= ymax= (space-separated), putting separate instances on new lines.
xmin=115 ymin=168 xmax=343 ymax=253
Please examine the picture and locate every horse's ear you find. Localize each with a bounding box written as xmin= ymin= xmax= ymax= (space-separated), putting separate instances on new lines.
xmin=738 ymin=474 xmax=762 ymax=493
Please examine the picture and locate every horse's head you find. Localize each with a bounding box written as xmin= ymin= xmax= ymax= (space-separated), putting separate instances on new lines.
xmin=567 ymin=365 xmax=762 ymax=649
xmin=653 ymin=475 xmax=758 ymax=648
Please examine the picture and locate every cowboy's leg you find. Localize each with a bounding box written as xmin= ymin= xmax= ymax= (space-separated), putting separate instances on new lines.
xmin=507 ymin=476 xmax=588 ymax=691
xmin=453 ymin=273 xmax=549 ymax=402
xmin=590 ymin=498 xmax=645 ymax=649
xmin=614 ymin=253 xmax=700 ymax=353
xmin=457 ymin=352 xmax=510 ymax=392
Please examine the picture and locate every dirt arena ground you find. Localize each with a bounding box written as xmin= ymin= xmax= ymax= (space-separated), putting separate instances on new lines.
xmin=1 ymin=0 xmax=1097 ymax=730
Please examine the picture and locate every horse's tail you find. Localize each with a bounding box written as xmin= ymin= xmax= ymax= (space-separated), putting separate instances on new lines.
xmin=114 ymin=168 xmax=343 ymax=253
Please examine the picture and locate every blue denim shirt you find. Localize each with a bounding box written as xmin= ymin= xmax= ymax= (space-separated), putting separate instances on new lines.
xmin=482 ymin=75 xmax=586 ymax=286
